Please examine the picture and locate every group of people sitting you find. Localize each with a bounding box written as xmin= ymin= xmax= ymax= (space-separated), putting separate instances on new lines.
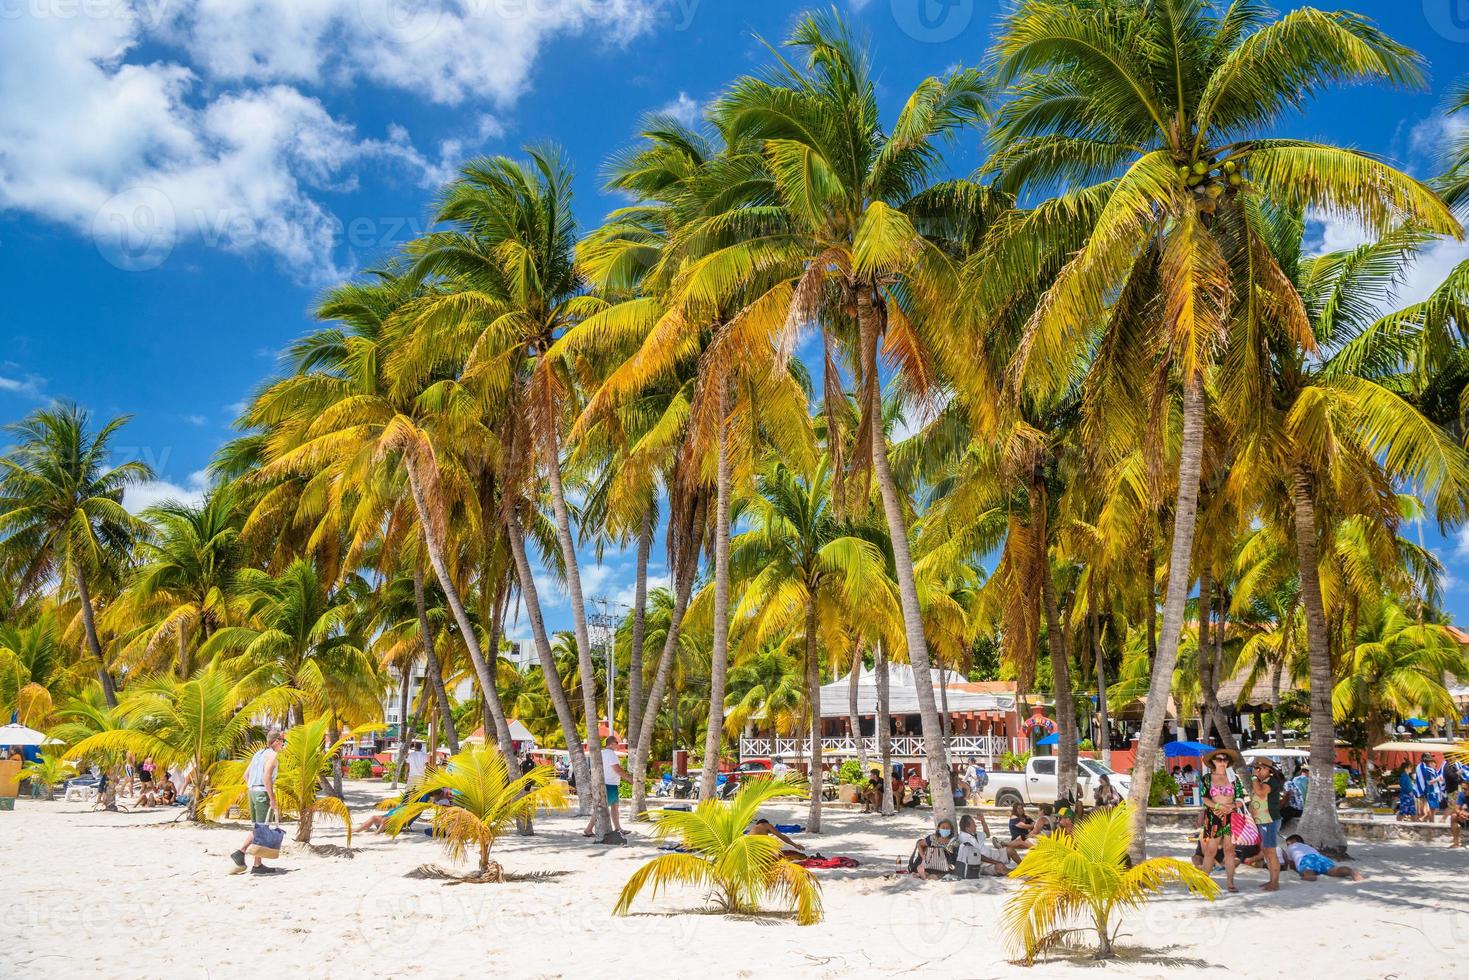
xmin=120 ymin=754 xmax=192 ymax=808
xmin=908 ymin=801 xmax=1072 ymax=880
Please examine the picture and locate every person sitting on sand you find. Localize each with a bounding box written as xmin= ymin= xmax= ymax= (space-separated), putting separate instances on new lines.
xmin=748 ymin=818 xmax=806 ymax=859
xmin=1007 ymin=803 xmax=1036 ymax=851
xmin=861 ymin=769 xmax=885 ymax=812
xmin=158 ymin=779 xmax=178 ymax=806
xmin=954 ymin=814 xmax=1016 ymax=877
xmin=1449 ymin=783 xmax=1469 ymax=848
xmin=911 ymin=818 xmax=957 ymax=879
xmin=1277 ymin=835 xmax=1365 ymax=882
xmin=1032 ymin=803 xmax=1056 ymax=837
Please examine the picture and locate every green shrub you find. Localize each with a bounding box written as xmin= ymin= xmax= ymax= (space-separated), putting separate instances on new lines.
xmin=837 ymin=759 xmax=868 ymax=785
xmin=999 ymin=750 xmax=1031 ymax=772
xmin=1148 ymin=771 xmax=1180 ymax=807
xmin=1333 ymin=771 xmax=1348 ymax=799
xmin=1079 ymin=738 xmax=1095 ymax=751
xmin=347 ymin=759 xmax=373 ymax=779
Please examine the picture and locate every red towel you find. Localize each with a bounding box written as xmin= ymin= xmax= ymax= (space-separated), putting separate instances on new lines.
xmin=795 ymin=856 xmax=860 ymax=869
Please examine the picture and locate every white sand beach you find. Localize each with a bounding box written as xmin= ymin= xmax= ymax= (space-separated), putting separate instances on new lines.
xmin=4 ymin=786 xmax=1466 ymax=980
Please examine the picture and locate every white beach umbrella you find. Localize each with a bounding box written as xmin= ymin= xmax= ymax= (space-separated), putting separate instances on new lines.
xmin=0 ymin=723 xmax=49 ymax=746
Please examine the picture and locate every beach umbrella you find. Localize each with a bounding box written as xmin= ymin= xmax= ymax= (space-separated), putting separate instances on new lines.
xmin=1403 ymin=718 xmax=1429 ymax=728
xmin=1035 ymin=733 xmax=1080 ymax=746
xmin=1162 ymin=739 xmax=1216 ymax=758
xmin=0 ymin=723 xmax=49 ymax=747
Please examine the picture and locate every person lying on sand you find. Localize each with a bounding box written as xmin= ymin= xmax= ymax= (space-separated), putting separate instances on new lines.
xmin=1278 ymin=835 xmax=1366 ymax=882
xmin=355 ymin=789 xmax=449 ymax=834
xmin=747 ymin=818 xmax=806 ymax=859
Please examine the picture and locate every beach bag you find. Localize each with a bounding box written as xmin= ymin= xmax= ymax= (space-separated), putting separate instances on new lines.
xmin=252 ymin=823 xmax=286 ymax=851
xmin=1230 ymin=810 xmax=1260 ymax=847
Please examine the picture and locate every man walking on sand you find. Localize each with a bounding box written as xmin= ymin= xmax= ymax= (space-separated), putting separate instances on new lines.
xmin=231 ymin=728 xmax=285 ymax=875
xmin=584 ymin=735 xmax=627 ymax=838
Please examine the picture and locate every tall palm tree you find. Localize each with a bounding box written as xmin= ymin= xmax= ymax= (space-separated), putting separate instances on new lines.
xmin=1228 ymin=219 xmax=1469 ymax=848
xmin=0 ymin=404 xmax=153 ymax=705
xmin=730 ymin=459 xmax=889 ymax=831
xmin=695 ymin=12 xmax=988 ymax=820
xmin=404 ymin=147 xmax=615 ymax=829
xmin=985 ymin=0 xmax=1458 ymax=857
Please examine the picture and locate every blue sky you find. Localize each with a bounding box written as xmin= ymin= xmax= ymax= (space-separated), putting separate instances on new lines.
xmin=2 ymin=0 xmax=1468 ymax=634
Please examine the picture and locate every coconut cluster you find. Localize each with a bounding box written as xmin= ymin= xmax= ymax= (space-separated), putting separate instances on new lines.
xmin=1176 ymin=157 xmax=1246 ymax=213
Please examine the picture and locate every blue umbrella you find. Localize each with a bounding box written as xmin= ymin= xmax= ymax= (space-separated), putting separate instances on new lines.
xmin=1163 ymin=739 xmax=1217 ymax=758
xmin=1404 ymin=718 xmax=1429 ymax=728
xmin=1035 ymin=733 xmax=1081 ymax=746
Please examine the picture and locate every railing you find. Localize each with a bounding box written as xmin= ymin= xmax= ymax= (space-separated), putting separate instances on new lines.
xmin=738 ymin=734 xmax=1014 ymax=760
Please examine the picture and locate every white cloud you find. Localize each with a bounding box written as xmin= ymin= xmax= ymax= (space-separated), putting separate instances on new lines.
xmin=655 ymin=91 xmax=701 ymax=127
xmin=0 ymin=373 xmax=50 ymax=402
xmin=183 ymin=414 xmax=207 ymax=427
xmin=0 ymin=1 xmax=656 ymax=276
xmin=125 ymin=468 xmax=211 ymax=513
xmin=162 ymin=0 xmax=659 ymax=107
xmin=1457 ymin=524 xmax=1469 ymax=560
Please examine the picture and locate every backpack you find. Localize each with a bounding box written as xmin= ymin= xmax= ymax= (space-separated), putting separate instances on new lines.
xmin=599 ymin=830 xmax=628 ymax=846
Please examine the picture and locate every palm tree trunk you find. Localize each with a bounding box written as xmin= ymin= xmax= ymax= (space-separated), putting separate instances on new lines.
xmin=699 ymin=391 xmax=734 ymax=803
xmin=857 ymin=288 xmax=953 ymax=824
xmin=1128 ymin=374 xmax=1206 ymax=862
xmin=485 ymin=585 xmax=517 ymax=764
xmin=1198 ymin=564 xmax=1217 ymax=743
xmin=540 ymin=426 xmax=610 ymax=838
xmin=848 ymin=646 xmax=865 ymax=771
xmin=939 ymin=658 xmax=952 ymax=737
xmin=877 ymin=639 xmax=895 ymax=816
xmin=1271 ymin=659 xmax=1285 ymax=748
xmin=1205 ymin=588 xmax=1236 ymax=750
xmin=501 ymin=496 xmax=593 ymax=815
xmin=74 ymin=568 xmax=117 ymax=706
xmin=1290 ymin=465 xmax=1347 ymax=853
xmin=1041 ymin=546 xmax=1078 ymax=805
xmin=403 ymin=459 xmax=510 ymax=758
xmin=627 ymin=505 xmax=653 ymax=748
xmin=393 ymin=661 xmax=412 ymax=789
xmin=329 ymin=714 xmax=344 ymax=799
xmin=1146 ymin=542 xmax=1158 ymax=670
xmin=805 ymin=596 xmax=823 ymax=833
xmin=1092 ymin=608 xmax=1111 ymax=767
xmin=176 ymin=629 xmax=190 ymax=680
xmin=412 ymin=564 xmax=460 ymax=754
xmin=631 ymin=516 xmax=700 ymax=815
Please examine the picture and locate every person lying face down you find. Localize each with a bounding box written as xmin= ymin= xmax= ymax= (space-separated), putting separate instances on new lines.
xmin=748 ymin=818 xmax=806 ymax=859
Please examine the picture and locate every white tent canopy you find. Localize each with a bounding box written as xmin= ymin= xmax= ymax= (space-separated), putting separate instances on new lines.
xmin=817 ymin=665 xmax=1016 ymax=718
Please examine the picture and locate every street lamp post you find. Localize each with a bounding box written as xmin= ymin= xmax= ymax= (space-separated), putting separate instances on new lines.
xmin=588 ymin=595 xmax=628 ymax=737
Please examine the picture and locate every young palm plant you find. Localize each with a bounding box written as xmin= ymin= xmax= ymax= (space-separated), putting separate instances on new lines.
xmin=1003 ymin=803 xmax=1217 ymax=964
xmin=19 ymin=753 xmax=69 ymax=800
xmin=206 ymin=714 xmax=378 ymax=843
xmin=384 ymin=745 xmax=569 ymax=882
xmin=614 ymin=776 xmax=822 ymax=925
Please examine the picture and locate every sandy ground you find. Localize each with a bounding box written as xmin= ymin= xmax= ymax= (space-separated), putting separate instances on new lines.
xmin=4 ymin=782 xmax=1467 ymax=979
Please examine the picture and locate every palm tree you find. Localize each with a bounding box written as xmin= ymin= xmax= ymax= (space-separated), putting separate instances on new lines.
xmin=1333 ymin=598 xmax=1466 ymax=799
xmin=614 ymin=776 xmax=822 ymax=925
xmin=0 ymin=404 xmax=153 ymax=704
xmin=985 ymin=0 xmax=1458 ymax=857
xmin=64 ymin=667 xmax=299 ymax=819
xmin=0 ymin=609 xmax=75 ymax=725
xmin=201 ymin=560 xmax=382 ymax=730
xmin=206 ymin=714 xmax=372 ymax=843
xmin=384 ymin=745 xmax=569 ymax=881
xmin=1229 ymin=221 xmax=1469 ymax=848
xmin=1003 ymin=803 xmax=1217 ymax=963
xmin=110 ymin=485 xmax=245 ymax=678
xmin=730 ymin=459 xmax=889 ymax=831
xmin=404 ymin=147 xmax=615 ymax=827
xmin=698 ymin=12 xmax=988 ymax=821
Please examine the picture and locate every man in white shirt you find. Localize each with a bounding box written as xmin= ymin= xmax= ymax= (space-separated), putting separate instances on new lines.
xmin=772 ymin=757 xmax=789 ymax=778
xmin=584 ymin=735 xmax=628 ymax=836
xmin=405 ymin=744 xmax=429 ymax=787
xmin=1277 ymin=834 xmax=1366 ymax=882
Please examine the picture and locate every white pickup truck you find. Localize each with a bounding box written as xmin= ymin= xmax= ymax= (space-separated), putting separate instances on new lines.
xmin=981 ymin=757 xmax=1132 ymax=807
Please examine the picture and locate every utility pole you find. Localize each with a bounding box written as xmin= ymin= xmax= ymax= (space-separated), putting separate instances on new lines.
xmin=588 ymin=596 xmax=628 ymax=738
